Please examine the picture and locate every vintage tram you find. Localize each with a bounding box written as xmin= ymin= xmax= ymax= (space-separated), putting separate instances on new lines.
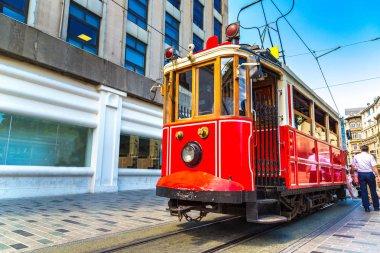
xmin=156 ymin=24 xmax=346 ymax=223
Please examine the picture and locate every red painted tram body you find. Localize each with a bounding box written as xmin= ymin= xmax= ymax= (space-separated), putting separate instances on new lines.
xmin=156 ymin=33 xmax=346 ymax=223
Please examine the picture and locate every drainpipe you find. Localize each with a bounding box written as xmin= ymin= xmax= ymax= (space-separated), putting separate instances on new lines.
xmin=58 ymin=0 xmax=65 ymax=38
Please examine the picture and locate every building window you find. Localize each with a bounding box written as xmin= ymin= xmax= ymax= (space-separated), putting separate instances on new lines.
xmin=67 ymin=2 xmax=100 ymax=55
xmin=127 ymin=0 xmax=148 ymax=30
xmin=0 ymin=0 xmax=29 ymax=23
xmin=357 ymin=122 xmax=361 ymax=128
xmin=119 ymin=135 xmax=161 ymax=169
xmin=214 ymin=18 xmax=222 ymax=43
xmin=165 ymin=12 xmax=179 ymax=50
xmin=0 ymin=112 xmax=91 ymax=166
xmin=168 ymin=0 xmax=180 ymax=9
xmin=358 ymin=133 xmax=362 ymax=139
xmin=193 ymin=34 xmax=203 ymax=52
xmin=352 ymin=133 xmax=356 ymax=139
xmin=125 ymin=34 xmax=146 ymax=75
xmin=214 ymin=0 xmax=221 ymax=13
xmin=350 ymin=123 xmax=356 ymax=128
xmin=193 ymin=0 xmax=203 ymax=30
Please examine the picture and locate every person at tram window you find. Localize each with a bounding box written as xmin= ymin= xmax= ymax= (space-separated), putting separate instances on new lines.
xmin=351 ymin=145 xmax=380 ymax=212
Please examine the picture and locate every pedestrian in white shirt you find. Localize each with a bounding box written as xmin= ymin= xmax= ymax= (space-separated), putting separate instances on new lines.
xmin=351 ymin=145 xmax=380 ymax=212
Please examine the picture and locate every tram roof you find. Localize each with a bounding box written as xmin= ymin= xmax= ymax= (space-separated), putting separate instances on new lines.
xmin=163 ymin=44 xmax=340 ymax=120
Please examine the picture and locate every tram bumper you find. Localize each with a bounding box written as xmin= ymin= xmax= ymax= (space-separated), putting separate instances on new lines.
xmin=156 ymin=171 xmax=255 ymax=204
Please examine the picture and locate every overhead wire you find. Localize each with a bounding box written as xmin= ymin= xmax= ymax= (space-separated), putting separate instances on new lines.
xmin=270 ymin=0 xmax=341 ymax=115
xmin=287 ymin=37 xmax=380 ymax=58
xmin=313 ymin=76 xmax=380 ymax=90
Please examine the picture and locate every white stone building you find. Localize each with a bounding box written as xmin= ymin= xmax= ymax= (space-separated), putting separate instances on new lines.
xmin=0 ymin=0 xmax=228 ymax=199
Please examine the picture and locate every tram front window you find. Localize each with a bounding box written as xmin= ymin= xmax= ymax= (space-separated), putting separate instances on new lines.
xmin=178 ymin=70 xmax=192 ymax=119
xmin=238 ymin=58 xmax=247 ymax=116
xmin=221 ymin=57 xmax=234 ymax=115
xmin=198 ymin=64 xmax=215 ymax=116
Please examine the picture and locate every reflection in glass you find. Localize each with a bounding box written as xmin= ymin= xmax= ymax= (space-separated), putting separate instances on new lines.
xmin=221 ymin=58 xmax=234 ymax=115
xmin=119 ymin=135 xmax=161 ymax=169
xmin=238 ymin=58 xmax=247 ymax=116
xmin=198 ymin=64 xmax=215 ymax=116
xmin=0 ymin=112 xmax=90 ymax=166
xmin=178 ymin=71 xmax=192 ymax=119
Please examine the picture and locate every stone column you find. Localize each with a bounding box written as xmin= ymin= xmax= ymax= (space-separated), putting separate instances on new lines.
xmin=90 ymin=85 xmax=127 ymax=193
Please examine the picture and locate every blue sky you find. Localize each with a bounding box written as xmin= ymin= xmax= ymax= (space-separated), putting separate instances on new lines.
xmin=228 ymin=0 xmax=380 ymax=115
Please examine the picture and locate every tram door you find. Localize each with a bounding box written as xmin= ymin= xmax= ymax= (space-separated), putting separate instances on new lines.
xmin=252 ymin=73 xmax=281 ymax=187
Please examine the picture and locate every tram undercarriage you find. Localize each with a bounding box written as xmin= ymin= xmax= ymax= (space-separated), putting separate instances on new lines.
xmin=162 ymin=185 xmax=346 ymax=223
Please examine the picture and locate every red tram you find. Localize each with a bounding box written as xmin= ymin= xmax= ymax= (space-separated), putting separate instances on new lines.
xmin=156 ymin=24 xmax=346 ymax=223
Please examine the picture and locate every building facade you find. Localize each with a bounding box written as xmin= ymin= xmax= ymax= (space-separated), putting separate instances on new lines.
xmin=345 ymin=114 xmax=362 ymax=165
xmin=0 ymin=0 xmax=228 ymax=199
xmin=361 ymin=97 xmax=380 ymax=167
xmin=344 ymin=97 xmax=380 ymax=168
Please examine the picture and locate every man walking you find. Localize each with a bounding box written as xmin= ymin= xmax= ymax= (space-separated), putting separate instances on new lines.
xmin=351 ymin=145 xmax=379 ymax=212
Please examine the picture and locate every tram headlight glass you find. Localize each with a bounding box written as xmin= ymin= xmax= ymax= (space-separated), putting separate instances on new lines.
xmin=181 ymin=142 xmax=202 ymax=167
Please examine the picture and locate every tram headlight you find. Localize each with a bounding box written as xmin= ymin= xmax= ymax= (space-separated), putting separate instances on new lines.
xmin=181 ymin=142 xmax=202 ymax=167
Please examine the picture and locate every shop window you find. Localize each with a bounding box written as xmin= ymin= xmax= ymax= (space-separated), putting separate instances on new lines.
xmin=214 ymin=18 xmax=222 ymax=43
xmin=178 ymin=70 xmax=192 ymax=119
xmin=165 ymin=12 xmax=179 ymax=51
xmin=198 ymin=64 xmax=215 ymax=116
xmin=168 ymin=0 xmax=180 ymax=9
xmin=0 ymin=0 xmax=29 ymax=23
xmin=119 ymin=134 xmax=161 ymax=169
xmin=127 ymin=0 xmax=148 ymax=30
xmin=221 ymin=57 xmax=234 ymax=116
xmin=0 ymin=112 xmax=91 ymax=166
xmin=193 ymin=0 xmax=203 ymax=29
xmin=293 ymin=89 xmax=311 ymax=135
xmin=214 ymin=0 xmax=221 ymax=13
xmin=67 ymin=2 xmax=100 ymax=55
xmin=125 ymin=34 xmax=146 ymax=75
xmin=193 ymin=34 xmax=203 ymax=52
xmin=314 ymin=105 xmax=326 ymax=141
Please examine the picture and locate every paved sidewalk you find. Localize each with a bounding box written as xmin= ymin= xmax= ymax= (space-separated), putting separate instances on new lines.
xmin=292 ymin=203 xmax=380 ymax=253
xmin=0 ymin=190 xmax=176 ymax=252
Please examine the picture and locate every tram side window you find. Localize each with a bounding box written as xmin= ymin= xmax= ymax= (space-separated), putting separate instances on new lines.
xmin=198 ymin=64 xmax=215 ymax=116
xmin=314 ymin=105 xmax=327 ymax=141
xmin=329 ymin=117 xmax=339 ymax=146
xmin=221 ymin=57 xmax=234 ymax=115
xmin=238 ymin=58 xmax=247 ymax=116
xmin=178 ymin=71 xmax=192 ymax=119
xmin=293 ymin=89 xmax=311 ymax=135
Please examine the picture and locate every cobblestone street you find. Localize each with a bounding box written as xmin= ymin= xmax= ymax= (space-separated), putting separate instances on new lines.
xmin=0 ymin=190 xmax=175 ymax=252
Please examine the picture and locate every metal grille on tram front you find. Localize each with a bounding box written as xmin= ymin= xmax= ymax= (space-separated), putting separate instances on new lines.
xmin=252 ymin=84 xmax=281 ymax=187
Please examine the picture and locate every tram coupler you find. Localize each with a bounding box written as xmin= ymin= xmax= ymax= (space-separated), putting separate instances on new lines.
xmin=169 ymin=205 xmax=208 ymax=222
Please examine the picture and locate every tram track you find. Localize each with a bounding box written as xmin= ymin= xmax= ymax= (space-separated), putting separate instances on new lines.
xmin=94 ymin=216 xmax=241 ymax=253
xmin=90 ymin=200 xmax=359 ymax=253
xmin=201 ymin=201 xmax=360 ymax=253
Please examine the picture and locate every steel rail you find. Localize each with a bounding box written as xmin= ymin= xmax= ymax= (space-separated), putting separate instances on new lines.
xmin=201 ymin=201 xmax=360 ymax=253
xmin=94 ymin=216 xmax=241 ymax=253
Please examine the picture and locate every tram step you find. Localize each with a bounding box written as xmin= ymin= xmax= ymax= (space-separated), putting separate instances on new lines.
xmin=256 ymin=199 xmax=278 ymax=205
xmin=255 ymin=215 xmax=288 ymax=224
